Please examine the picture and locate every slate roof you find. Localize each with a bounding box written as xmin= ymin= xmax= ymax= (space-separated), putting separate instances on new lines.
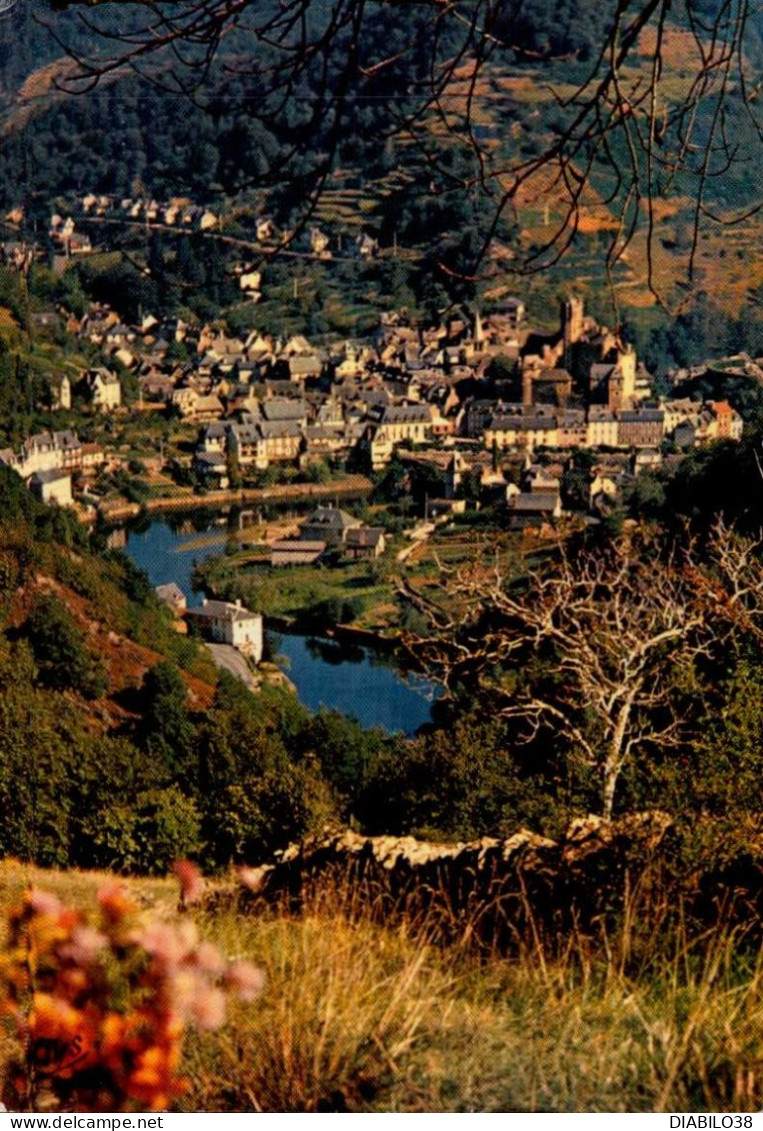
xmin=509 ymin=492 xmax=559 ymax=512
xmin=302 ymin=506 xmax=360 ymax=531
xmin=345 ymin=527 xmax=385 ymax=548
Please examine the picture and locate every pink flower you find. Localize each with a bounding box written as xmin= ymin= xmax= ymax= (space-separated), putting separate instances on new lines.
xmin=189 ymin=986 xmax=227 ymax=1031
xmin=60 ymin=926 xmax=107 ymax=966
xmin=172 ymin=860 xmax=203 ymax=906
xmin=138 ymin=920 xmax=197 ymax=969
xmin=26 ymin=889 xmax=62 ymax=917
xmin=236 ymin=866 xmax=264 ymax=892
xmin=169 ymin=970 xmax=201 ymax=1021
xmin=226 ymin=960 xmax=266 ymax=1003
xmin=194 ymin=941 xmax=225 ymax=975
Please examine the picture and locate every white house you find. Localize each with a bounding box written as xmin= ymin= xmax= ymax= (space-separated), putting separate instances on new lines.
xmin=186 ymin=598 xmax=263 ymax=661
xmin=82 ymin=368 xmax=122 ymax=411
xmin=30 ymin=469 xmax=73 ymax=507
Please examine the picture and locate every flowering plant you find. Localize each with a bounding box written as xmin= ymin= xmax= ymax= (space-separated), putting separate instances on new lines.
xmin=0 ymin=880 xmax=263 ymax=1113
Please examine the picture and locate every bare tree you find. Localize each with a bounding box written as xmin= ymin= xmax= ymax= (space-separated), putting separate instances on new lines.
xmin=38 ymin=0 xmax=763 ymax=305
xmin=399 ymin=523 xmax=763 ymax=820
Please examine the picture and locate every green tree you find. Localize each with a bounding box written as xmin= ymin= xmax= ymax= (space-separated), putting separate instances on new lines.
xmin=25 ymin=593 xmax=107 ymax=699
xmin=140 ymin=661 xmax=196 ymax=775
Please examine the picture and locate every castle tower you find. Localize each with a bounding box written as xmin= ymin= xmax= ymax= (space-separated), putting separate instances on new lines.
xmin=560 ymin=296 xmax=585 ymax=374
xmin=606 ymin=345 xmax=637 ymax=412
xmin=445 ymin=451 xmax=464 ymax=499
xmin=562 ymin=296 xmax=585 ymax=351
xmin=521 ymin=363 xmax=534 ymax=406
xmin=617 ymin=344 xmax=637 ymax=407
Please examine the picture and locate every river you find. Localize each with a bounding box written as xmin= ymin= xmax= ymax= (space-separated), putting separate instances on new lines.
xmin=122 ymin=512 xmax=438 ymax=735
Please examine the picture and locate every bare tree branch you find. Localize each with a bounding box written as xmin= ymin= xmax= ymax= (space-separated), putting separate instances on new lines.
xmin=36 ymin=0 xmax=763 ymax=305
xmin=400 ymin=523 xmax=763 ymax=820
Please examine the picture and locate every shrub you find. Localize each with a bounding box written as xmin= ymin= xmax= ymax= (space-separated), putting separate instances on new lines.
xmin=0 ymin=884 xmax=263 ymax=1113
xmin=25 ymin=594 xmax=108 ymax=700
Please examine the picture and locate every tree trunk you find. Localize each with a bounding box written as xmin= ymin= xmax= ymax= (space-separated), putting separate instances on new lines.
xmin=602 ymin=689 xmax=638 ymax=819
xmin=602 ymin=759 xmax=620 ymax=821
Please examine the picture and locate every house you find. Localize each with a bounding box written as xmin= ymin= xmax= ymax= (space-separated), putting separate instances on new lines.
xmin=660 ymin=398 xmax=702 ymax=436
xmin=81 ymin=368 xmax=122 ymax=411
xmin=191 ymin=393 xmax=226 ymax=422
xmin=484 ymin=411 xmax=559 ymax=452
xmin=356 ymin=232 xmax=379 ymax=259
xmin=270 ymin=540 xmax=326 ymax=566
xmin=228 ymin=421 xmax=267 ymax=468
xmin=155 ymin=582 xmax=187 ymax=616
xmin=173 ymin=390 xmax=224 ymax=422
xmin=495 ymin=296 xmax=526 ymax=331
xmin=186 ymin=598 xmax=263 ymax=660
xmin=507 ymin=490 xmax=562 ymax=527
xmin=193 ymin=450 xmax=229 ymax=487
xmin=239 ymin=270 xmax=262 ymax=294
xmin=0 ymin=430 xmax=92 ymax=479
xmin=256 ymin=217 xmax=276 ymax=242
xmin=616 ymin=408 xmax=664 ymax=448
xmin=257 ymin=420 xmax=302 ymax=463
xmin=299 ymin=506 xmax=362 ymax=547
xmin=260 ymin=398 xmax=308 ymax=426
xmin=589 ymin=470 xmax=620 ymax=508
xmin=557 ymin=408 xmax=587 ymax=448
xmin=69 ymin=234 xmax=93 ymax=256
xmin=288 ymin=353 xmax=323 ymax=382
xmin=521 ymin=461 xmax=561 ymax=494
xmin=310 ymin=228 xmax=330 ymax=256
xmin=373 ymin=404 xmax=434 ymax=445
xmin=201 ymin=421 xmax=228 ymax=453
xmin=344 ymin=527 xmax=386 ymax=560
xmin=197 ymin=210 xmax=219 ymax=231
xmin=699 ymin=400 xmax=743 ymax=442
xmin=633 ymin=449 xmax=662 ymax=474
xmin=29 ymin=469 xmax=73 ymax=507
xmin=586 ymin=407 xmax=618 ymax=448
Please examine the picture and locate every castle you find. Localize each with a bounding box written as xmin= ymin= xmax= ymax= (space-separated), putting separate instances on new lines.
xmin=520 ymin=296 xmax=643 ymax=412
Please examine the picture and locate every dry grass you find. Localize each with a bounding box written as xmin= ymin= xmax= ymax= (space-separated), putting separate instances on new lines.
xmin=179 ymin=884 xmax=763 ymax=1113
xmin=1 ymin=863 xmax=761 ymax=1113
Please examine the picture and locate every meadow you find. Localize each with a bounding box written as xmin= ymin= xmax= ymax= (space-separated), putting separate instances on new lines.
xmin=1 ymin=858 xmax=760 ymax=1113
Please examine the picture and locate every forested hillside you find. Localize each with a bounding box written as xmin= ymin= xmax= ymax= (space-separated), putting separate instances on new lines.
xmin=2 ymin=0 xmax=762 ymax=316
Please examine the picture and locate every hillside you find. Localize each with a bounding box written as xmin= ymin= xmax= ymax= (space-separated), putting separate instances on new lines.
xmin=1 ymin=0 xmax=762 ymax=326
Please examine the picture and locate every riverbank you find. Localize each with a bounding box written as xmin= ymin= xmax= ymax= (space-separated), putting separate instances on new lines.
xmin=267 ymin=613 xmax=400 ymax=652
xmin=122 ymin=514 xmax=438 ymax=732
xmin=98 ymin=474 xmax=373 ymax=522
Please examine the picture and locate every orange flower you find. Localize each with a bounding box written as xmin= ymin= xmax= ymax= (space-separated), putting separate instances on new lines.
xmin=97 ymin=884 xmax=136 ymax=924
xmin=28 ymin=995 xmax=97 ymax=1080
xmin=29 ymin=994 xmax=82 ymax=1042
xmin=2 ymin=885 xmax=260 ymax=1113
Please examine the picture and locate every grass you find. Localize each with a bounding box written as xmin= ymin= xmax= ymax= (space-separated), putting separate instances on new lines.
xmin=140 ymin=898 xmax=763 ymax=1113
xmin=1 ymin=861 xmax=761 ymax=1113
xmin=200 ymin=555 xmax=396 ymax=630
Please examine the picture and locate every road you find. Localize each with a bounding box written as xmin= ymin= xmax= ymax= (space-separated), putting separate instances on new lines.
xmin=206 ymin=644 xmax=257 ymax=689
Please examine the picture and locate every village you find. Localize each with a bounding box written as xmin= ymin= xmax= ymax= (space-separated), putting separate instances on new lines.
xmin=0 ymin=232 xmax=747 ymax=532
xmin=0 ymin=203 xmax=754 ymax=696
